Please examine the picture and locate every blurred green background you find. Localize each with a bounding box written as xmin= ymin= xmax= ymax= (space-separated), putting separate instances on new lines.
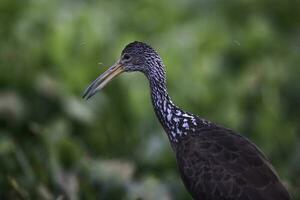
xmin=0 ymin=0 xmax=299 ymax=199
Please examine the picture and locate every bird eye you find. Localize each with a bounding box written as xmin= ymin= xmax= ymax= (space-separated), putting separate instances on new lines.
xmin=122 ymin=54 xmax=131 ymax=61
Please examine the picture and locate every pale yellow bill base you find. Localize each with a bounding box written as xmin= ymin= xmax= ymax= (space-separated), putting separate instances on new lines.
xmin=82 ymin=62 xmax=124 ymax=100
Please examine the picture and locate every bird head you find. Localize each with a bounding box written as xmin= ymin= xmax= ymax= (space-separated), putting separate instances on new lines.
xmin=83 ymin=41 xmax=164 ymax=100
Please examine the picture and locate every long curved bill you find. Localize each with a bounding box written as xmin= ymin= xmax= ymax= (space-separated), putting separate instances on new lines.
xmin=82 ymin=62 xmax=124 ymax=100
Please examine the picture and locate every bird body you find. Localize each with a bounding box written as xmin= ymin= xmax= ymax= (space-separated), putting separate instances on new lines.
xmin=175 ymin=123 xmax=289 ymax=200
xmin=83 ymin=41 xmax=291 ymax=200
xmin=148 ymin=72 xmax=290 ymax=199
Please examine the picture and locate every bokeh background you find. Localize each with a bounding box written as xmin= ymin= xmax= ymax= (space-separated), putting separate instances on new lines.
xmin=1 ymin=0 xmax=300 ymax=199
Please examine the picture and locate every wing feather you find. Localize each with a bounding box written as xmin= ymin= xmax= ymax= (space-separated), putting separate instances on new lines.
xmin=176 ymin=126 xmax=291 ymax=200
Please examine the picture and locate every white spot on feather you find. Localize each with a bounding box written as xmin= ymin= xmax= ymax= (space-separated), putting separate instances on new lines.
xmin=192 ymin=118 xmax=197 ymax=125
xmin=173 ymin=117 xmax=179 ymax=122
xmin=167 ymin=113 xmax=172 ymax=121
xmin=175 ymin=110 xmax=182 ymax=116
xmin=171 ymin=131 xmax=176 ymax=137
xmin=182 ymin=113 xmax=191 ymax=118
xmin=183 ymin=122 xmax=189 ymax=129
xmin=176 ymin=128 xmax=182 ymax=136
xmin=163 ymin=100 xmax=166 ymax=111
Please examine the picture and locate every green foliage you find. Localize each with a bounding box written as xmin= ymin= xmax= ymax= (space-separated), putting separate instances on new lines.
xmin=0 ymin=0 xmax=299 ymax=199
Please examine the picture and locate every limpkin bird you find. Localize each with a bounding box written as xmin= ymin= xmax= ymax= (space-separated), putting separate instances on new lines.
xmin=83 ymin=41 xmax=291 ymax=200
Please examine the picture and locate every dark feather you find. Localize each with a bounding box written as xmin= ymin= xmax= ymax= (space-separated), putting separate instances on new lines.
xmin=85 ymin=41 xmax=292 ymax=200
xmin=176 ymin=123 xmax=291 ymax=200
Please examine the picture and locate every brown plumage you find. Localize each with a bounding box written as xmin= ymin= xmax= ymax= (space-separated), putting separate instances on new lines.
xmin=176 ymin=125 xmax=290 ymax=200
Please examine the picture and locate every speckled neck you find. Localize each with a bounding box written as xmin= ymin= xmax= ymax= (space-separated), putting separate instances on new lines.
xmin=146 ymin=65 xmax=210 ymax=144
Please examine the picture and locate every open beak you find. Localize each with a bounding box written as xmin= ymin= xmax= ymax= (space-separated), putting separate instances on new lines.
xmin=82 ymin=61 xmax=124 ymax=100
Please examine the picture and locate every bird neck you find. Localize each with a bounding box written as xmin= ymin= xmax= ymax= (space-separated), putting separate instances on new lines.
xmin=147 ymin=70 xmax=203 ymax=144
